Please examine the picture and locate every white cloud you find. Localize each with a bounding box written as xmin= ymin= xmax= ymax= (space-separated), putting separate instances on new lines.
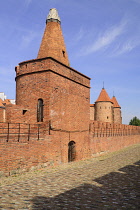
xmin=112 ymin=39 xmax=140 ymax=56
xmin=75 ymin=28 xmax=85 ymax=42
xmin=78 ymin=19 xmax=127 ymax=56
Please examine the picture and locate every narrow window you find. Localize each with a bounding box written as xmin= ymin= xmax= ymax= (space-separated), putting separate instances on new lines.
xmin=62 ymin=50 xmax=65 ymax=57
xmin=68 ymin=141 xmax=76 ymax=162
xmin=37 ymin=99 xmax=44 ymax=122
xmin=107 ymin=116 xmax=109 ymax=119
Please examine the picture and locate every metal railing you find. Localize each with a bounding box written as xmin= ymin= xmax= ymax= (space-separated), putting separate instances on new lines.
xmin=0 ymin=122 xmax=47 ymax=142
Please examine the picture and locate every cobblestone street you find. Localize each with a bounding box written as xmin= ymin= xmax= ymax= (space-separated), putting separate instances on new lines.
xmin=0 ymin=144 xmax=140 ymax=210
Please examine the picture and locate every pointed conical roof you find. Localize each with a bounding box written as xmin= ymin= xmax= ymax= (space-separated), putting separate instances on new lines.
xmin=111 ymin=96 xmax=121 ymax=108
xmin=37 ymin=8 xmax=69 ymax=66
xmin=96 ymin=88 xmax=112 ymax=102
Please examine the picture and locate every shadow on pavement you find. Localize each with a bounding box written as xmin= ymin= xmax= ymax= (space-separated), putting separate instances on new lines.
xmin=31 ymin=160 xmax=140 ymax=209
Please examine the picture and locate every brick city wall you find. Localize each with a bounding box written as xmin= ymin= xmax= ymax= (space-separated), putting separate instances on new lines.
xmin=5 ymin=104 xmax=28 ymax=123
xmin=0 ymin=122 xmax=50 ymax=176
xmin=89 ymin=121 xmax=140 ymax=156
xmin=0 ymin=121 xmax=140 ymax=177
xmin=0 ymin=121 xmax=90 ymax=176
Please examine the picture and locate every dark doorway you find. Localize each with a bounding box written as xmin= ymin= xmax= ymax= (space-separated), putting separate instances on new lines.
xmin=37 ymin=99 xmax=44 ymax=122
xmin=68 ymin=141 xmax=76 ymax=162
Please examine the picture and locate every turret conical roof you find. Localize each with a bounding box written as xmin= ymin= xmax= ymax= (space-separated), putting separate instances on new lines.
xmin=111 ymin=96 xmax=121 ymax=108
xmin=96 ymin=88 xmax=112 ymax=102
xmin=37 ymin=8 xmax=69 ymax=66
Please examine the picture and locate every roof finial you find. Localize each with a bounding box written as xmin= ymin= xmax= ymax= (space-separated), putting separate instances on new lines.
xmin=103 ymin=81 xmax=104 ymax=89
xmin=113 ymin=91 xmax=115 ymax=97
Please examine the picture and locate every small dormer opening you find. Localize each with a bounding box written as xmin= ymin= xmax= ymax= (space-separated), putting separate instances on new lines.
xmin=23 ymin=110 xmax=27 ymax=115
xmin=62 ymin=50 xmax=65 ymax=57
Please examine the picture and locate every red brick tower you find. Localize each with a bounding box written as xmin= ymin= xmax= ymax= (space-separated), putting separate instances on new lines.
xmin=111 ymin=96 xmax=122 ymax=124
xmin=15 ymin=8 xmax=90 ymax=135
xmin=94 ymin=88 xmax=113 ymax=123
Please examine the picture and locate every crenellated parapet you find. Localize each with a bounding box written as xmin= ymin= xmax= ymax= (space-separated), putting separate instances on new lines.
xmin=90 ymin=121 xmax=140 ymax=137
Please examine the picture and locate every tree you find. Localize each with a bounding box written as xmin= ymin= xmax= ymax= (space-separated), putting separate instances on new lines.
xmin=129 ymin=116 xmax=140 ymax=126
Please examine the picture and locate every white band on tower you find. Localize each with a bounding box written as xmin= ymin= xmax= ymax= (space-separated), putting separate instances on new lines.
xmin=47 ymin=8 xmax=61 ymax=22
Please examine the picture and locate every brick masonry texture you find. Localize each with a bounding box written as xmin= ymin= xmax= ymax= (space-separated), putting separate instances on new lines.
xmin=15 ymin=57 xmax=90 ymax=125
xmin=113 ymin=107 xmax=122 ymax=124
xmin=0 ymin=108 xmax=5 ymax=122
xmin=37 ymin=21 xmax=70 ymax=66
xmin=95 ymin=101 xmax=113 ymax=123
xmin=90 ymin=105 xmax=94 ymax=120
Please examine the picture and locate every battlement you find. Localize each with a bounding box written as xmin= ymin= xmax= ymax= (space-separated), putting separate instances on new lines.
xmin=16 ymin=57 xmax=90 ymax=88
xmin=90 ymin=121 xmax=140 ymax=136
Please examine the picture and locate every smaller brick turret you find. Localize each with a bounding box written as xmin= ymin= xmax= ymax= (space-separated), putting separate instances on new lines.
xmin=111 ymin=95 xmax=122 ymax=124
xmin=90 ymin=88 xmax=122 ymax=124
xmin=94 ymin=88 xmax=114 ymax=123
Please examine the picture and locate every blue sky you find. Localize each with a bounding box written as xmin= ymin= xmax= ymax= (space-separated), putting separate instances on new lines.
xmin=0 ymin=0 xmax=140 ymax=124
